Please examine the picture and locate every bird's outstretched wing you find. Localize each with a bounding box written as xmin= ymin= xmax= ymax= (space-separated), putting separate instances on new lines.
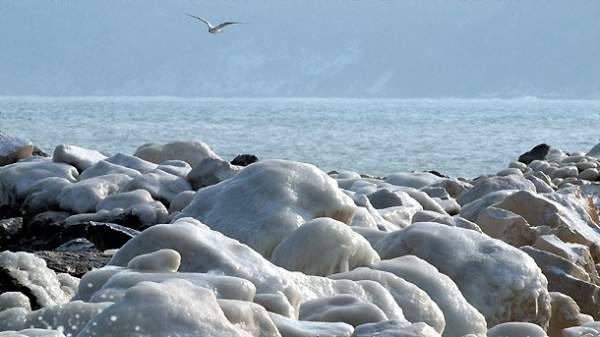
xmin=186 ymin=14 xmax=212 ymax=28
xmin=213 ymin=21 xmax=243 ymax=30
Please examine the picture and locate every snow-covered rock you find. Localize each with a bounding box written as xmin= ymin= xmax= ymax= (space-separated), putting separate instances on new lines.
xmin=457 ymin=175 xmax=535 ymax=206
xmin=376 ymin=222 xmax=551 ymax=329
xmin=176 ymin=160 xmax=358 ymax=257
xmin=79 ymin=160 xmax=141 ymax=180
xmin=0 ymin=293 xmax=31 ymax=312
xmin=122 ymin=169 xmax=192 ymax=204
xmin=52 ymin=144 xmax=107 ymax=172
xmin=135 ymin=140 xmax=221 ymax=167
xmin=58 ymin=174 xmax=133 ymax=213
xmin=271 ymin=218 xmax=380 ymax=276
xmin=95 ymin=189 xmax=154 ymax=212
xmin=21 ymin=177 xmax=71 ymax=214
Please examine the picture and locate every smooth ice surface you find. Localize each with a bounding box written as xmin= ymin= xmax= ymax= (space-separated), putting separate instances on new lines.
xmin=376 ymin=222 xmax=551 ymax=328
xmin=122 ymin=169 xmax=192 ymax=204
xmin=353 ymin=320 xmax=442 ymax=337
xmin=0 ymin=330 xmax=66 ymax=337
xmin=299 ymin=294 xmax=390 ymax=326
xmin=271 ymin=217 xmax=379 ymax=276
xmin=0 ymin=293 xmax=31 ymax=312
xmin=126 ymin=249 xmax=181 ymax=273
xmin=268 ymin=312 xmax=354 ymax=337
xmin=373 ymin=256 xmax=487 ymax=337
xmin=177 ymin=160 xmax=358 ymax=257
xmin=52 ymin=144 xmax=107 ymax=172
xmin=135 ymin=141 xmax=221 ymax=167
xmin=58 ymin=174 xmax=133 ymax=213
xmin=486 ymin=322 xmax=547 ymax=337
xmin=457 ymin=175 xmax=536 ymax=205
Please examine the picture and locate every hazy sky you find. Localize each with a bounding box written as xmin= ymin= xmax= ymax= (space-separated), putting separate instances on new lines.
xmin=1 ymin=0 xmax=599 ymax=98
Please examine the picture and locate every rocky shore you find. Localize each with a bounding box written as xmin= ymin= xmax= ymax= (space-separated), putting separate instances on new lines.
xmin=3 ymin=130 xmax=600 ymax=337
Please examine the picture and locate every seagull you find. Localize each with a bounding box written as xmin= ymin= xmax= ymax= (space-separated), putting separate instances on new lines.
xmin=186 ymin=14 xmax=243 ymax=34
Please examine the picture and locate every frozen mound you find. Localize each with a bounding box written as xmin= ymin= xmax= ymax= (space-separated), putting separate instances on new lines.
xmin=77 ymin=279 xmax=255 ymax=337
xmin=0 ymin=293 xmax=31 ymax=312
xmin=58 ymin=174 xmax=133 ymax=213
xmin=187 ymin=157 xmax=241 ymax=189
xmin=385 ymin=172 xmax=443 ymax=189
xmin=65 ymin=200 xmax=169 ymax=228
xmin=134 ymin=140 xmax=221 ymax=167
xmin=0 ymin=161 xmax=78 ymax=209
xmin=126 ymin=249 xmax=181 ymax=272
xmin=0 ymin=251 xmax=74 ymax=309
xmin=0 ymin=329 xmax=65 ymax=337
xmin=218 ymin=299 xmax=282 ymax=337
xmin=329 ymin=267 xmax=445 ymax=334
xmin=168 ymin=190 xmax=195 ymax=213
xmin=156 ymin=160 xmax=192 ymax=179
xmin=268 ymin=312 xmax=354 ymax=337
xmin=0 ymin=132 xmax=33 ymax=166
xmin=79 ymin=160 xmax=141 ymax=180
xmin=376 ymin=223 xmax=551 ymax=329
xmin=122 ymin=169 xmax=192 ymax=204
xmin=270 ymin=217 xmax=380 ymax=276
xmin=0 ymin=301 xmax=111 ymax=336
xmin=412 ymin=210 xmax=481 ymax=232
xmin=52 ymin=144 xmax=107 ymax=172
xmin=107 ymin=219 xmax=403 ymax=320
xmin=457 ymin=175 xmax=536 ymax=206
xmin=373 ymin=256 xmax=487 ymax=337
xmin=95 ymin=189 xmax=154 ymax=212
xmin=476 ymin=206 xmax=536 ymax=247
xmin=104 ymin=153 xmax=157 ymax=173
xmin=353 ymin=320 xmax=441 ymax=337
xmin=21 ymin=177 xmax=72 ymax=214
xmin=177 ymin=159 xmax=358 ymax=257
xmin=459 ymin=190 xmax=516 ymax=222
xmin=299 ymin=294 xmax=391 ymax=326
xmin=486 ymin=322 xmax=548 ymax=337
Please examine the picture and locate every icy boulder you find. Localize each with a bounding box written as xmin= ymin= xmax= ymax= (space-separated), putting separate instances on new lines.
xmin=0 ymin=292 xmax=31 ymax=312
xmin=271 ymin=217 xmax=380 ymax=276
xmin=376 ymin=223 xmax=551 ymax=329
xmin=52 ymin=144 xmax=107 ymax=172
xmin=21 ymin=177 xmax=72 ymax=214
xmin=218 ymin=299 xmax=282 ymax=337
xmin=104 ymin=153 xmax=158 ymax=173
xmin=108 ymin=219 xmax=403 ymax=320
xmin=486 ymin=322 xmax=548 ymax=337
xmin=0 ymin=301 xmax=111 ymax=336
xmin=122 ymin=169 xmax=192 ymax=204
xmin=0 ymin=161 xmax=78 ymax=209
xmin=0 ymin=329 xmax=66 ymax=337
xmin=79 ymin=160 xmax=141 ymax=180
xmin=476 ymin=206 xmax=536 ymax=247
xmin=58 ymin=174 xmax=133 ymax=213
xmin=457 ymin=175 xmax=535 ymax=206
xmin=187 ymin=157 xmax=241 ymax=189
xmin=329 ymin=267 xmax=445 ymax=333
xmin=78 ymin=279 xmax=254 ymax=337
xmin=135 ymin=140 xmax=221 ymax=167
xmin=0 ymin=251 xmax=74 ymax=309
xmin=353 ymin=320 xmax=442 ymax=337
xmin=299 ymin=294 xmax=390 ymax=327
xmin=385 ymin=172 xmax=443 ymax=189
xmin=177 ymin=160 xmax=358 ymax=257
xmin=95 ymin=189 xmax=154 ymax=212
xmin=0 ymin=132 xmax=33 ymax=166
xmin=156 ymin=160 xmax=192 ymax=179
xmin=373 ymin=256 xmax=487 ymax=337
xmin=269 ymin=313 xmax=354 ymax=337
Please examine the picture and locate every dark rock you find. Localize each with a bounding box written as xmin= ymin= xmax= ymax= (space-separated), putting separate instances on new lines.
xmin=518 ymin=144 xmax=551 ymax=165
xmin=426 ymin=170 xmax=449 ymax=178
xmin=23 ymin=211 xmax=72 ymax=236
xmin=32 ymin=146 xmax=49 ymax=157
xmin=230 ymin=154 xmax=258 ymax=167
xmin=0 ymin=217 xmax=23 ymax=247
xmin=50 ymin=221 xmax=140 ymax=251
xmin=34 ymin=250 xmax=110 ymax=278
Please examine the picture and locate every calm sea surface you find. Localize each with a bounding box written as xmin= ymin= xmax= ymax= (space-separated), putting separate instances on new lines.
xmin=1 ymin=97 xmax=599 ymax=178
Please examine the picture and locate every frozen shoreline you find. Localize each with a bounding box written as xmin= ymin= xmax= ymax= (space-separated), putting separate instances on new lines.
xmin=2 ymin=134 xmax=600 ymax=336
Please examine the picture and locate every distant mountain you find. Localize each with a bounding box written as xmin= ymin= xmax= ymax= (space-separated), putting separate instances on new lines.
xmin=0 ymin=0 xmax=599 ymax=98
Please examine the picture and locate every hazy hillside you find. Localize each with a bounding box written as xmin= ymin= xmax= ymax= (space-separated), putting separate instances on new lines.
xmin=0 ymin=0 xmax=598 ymax=97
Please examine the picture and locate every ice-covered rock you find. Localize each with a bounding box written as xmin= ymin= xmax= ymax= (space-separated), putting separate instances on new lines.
xmin=0 ymin=329 xmax=66 ymax=337
xmin=0 ymin=161 xmax=78 ymax=209
xmin=299 ymin=294 xmax=390 ymax=326
xmin=476 ymin=206 xmax=536 ymax=247
xmin=177 ymin=160 xmax=358 ymax=257
xmin=385 ymin=172 xmax=443 ymax=189
xmin=218 ymin=299 xmax=281 ymax=337
xmin=108 ymin=220 xmax=403 ymax=320
xmin=104 ymin=153 xmax=157 ymax=173
xmin=0 ymin=292 xmax=31 ymax=312
xmin=457 ymin=175 xmax=535 ymax=206
xmin=376 ymin=222 xmax=551 ymax=328
xmin=486 ymin=322 xmax=548 ymax=337
xmin=79 ymin=160 xmax=141 ymax=180
xmin=0 ymin=251 xmax=73 ymax=309
xmin=52 ymin=144 xmax=107 ymax=172
xmin=269 ymin=312 xmax=354 ymax=337
xmin=412 ymin=210 xmax=482 ymax=232
xmin=77 ymin=279 xmax=253 ymax=337
xmin=353 ymin=320 xmax=442 ymax=337
xmin=126 ymin=249 xmax=181 ymax=272
xmin=187 ymin=158 xmax=241 ymax=189
xmin=122 ymin=169 xmax=192 ymax=204
xmin=135 ymin=140 xmax=221 ymax=167
xmin=156 ymin=160 xmax=192 ymax=179
xmin=0 ymin=300 xmax=110 ymax=336
xmin=95 ymin=189 xmax=154 ymax=212
xmin=271 ymin=218 xmax=380 ymax=276
xmin=367 ymin=189 xmax=422 ymax=210
xmin=58 ymin=174 xmax=133 ymax=213
xmin=533 ymin=235 xmax=599 ymax=284
xmin=373 ymin=256 xmax=487 ymax=337
xmin=66 ymin=200 xmax=168 ymax=228
xmin=0 ymin=132 xmax=33 ymax=166
xmin=329 ymin=268 xmax=445 ymax=334
xmin=21 ymin=177 xmax=72 ymax=214
xmin=168 ymin=190 xmax=195 ymax=213
xmin=350 ymin=227 xmax=388 ymax=247
xmin=547 ymin=292 xmax=588 ymax=337
xmin=459 ymin=190 xmax=515 ymax=222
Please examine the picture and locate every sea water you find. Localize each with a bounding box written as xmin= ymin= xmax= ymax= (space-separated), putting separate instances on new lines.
xmin=1 ymin=96 xmax=598 ymax=178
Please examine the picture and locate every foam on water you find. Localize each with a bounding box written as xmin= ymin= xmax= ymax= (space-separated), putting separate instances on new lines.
xmin=1 ymin=96 xmax=598 ymax=177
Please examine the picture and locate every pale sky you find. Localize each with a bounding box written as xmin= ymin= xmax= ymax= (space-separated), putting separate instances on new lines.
xmin=0 ymin=0 xmax=599 ymax=97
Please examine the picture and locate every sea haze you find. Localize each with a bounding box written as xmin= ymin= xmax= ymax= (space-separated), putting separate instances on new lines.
xmin=1 ymin=96 xmax=598 ymax=178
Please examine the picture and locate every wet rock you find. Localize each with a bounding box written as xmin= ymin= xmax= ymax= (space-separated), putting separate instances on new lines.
xmin=34 ymin=250 xmax=110 ymax=277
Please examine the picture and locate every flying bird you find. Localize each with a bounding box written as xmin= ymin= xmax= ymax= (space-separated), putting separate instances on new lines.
xmin=186 ymin=14 xmax=242 ymax=34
